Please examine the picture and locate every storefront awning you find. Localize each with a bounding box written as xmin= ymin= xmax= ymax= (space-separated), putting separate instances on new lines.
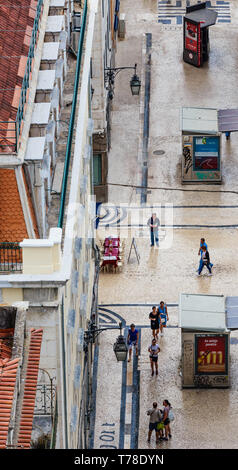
xmin=218 ymin=109 xmax=238 ymax=133
xmin=179 ymin=293 xmax=227 ymax=332
xmin=181 ymin=107 xmax=218 ymax=134
xmin=226 ymin=297 xmax=238 ymax=330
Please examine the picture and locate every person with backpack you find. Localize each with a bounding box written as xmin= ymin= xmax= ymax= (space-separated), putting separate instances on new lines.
xmin=162 ymin=399 xmax=173 ymax=440
xmin=149 ymin=306 xmax=160 ymax=340
xmin=197 ymin=245 xmax=212 ymax=276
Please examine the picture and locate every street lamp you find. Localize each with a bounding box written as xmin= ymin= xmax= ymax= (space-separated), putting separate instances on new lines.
xmin=104 ymin=63 xmax=141 ymax=99
xmin=113 ymin=330 xmax=128 ymax=362
xmin=130 ymin=64 xmax=141 ymax=96
xmin=84 ymin=321 xmax=127 ymax=361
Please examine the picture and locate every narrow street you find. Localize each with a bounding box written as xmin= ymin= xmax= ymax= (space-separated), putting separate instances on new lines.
xmin=92 ymin=0 xmax=238 ymax=449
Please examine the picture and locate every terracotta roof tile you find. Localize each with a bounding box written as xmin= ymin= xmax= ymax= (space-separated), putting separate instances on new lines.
xmin=0 ymin=169 xmax=28 ymax=243
xmin=0 ymin=1 xmax=37 ymax=149
xmin=17 ymin=328 xmax=43 ymax=449
xmin=0 ymin=355 xmax=20 ymax=449
xmin=0 ymin=167 xmax=39 ymax=247
xmin=0 ymin=328 xmax=14 ymax=361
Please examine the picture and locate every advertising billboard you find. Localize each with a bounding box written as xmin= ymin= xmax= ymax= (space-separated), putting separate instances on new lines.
xmin=193 ymin=136 xmax=220 ymax=171
xmin=195 ymin=334 xmax=228 ymax=375
xmin=183 ymin=18 xmax=201 ymax=66
xmin=185 ymin=21 xmax=198 ymax=52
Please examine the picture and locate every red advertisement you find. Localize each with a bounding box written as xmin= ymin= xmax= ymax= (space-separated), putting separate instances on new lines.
xmin=185 ymin=20 xmax=198 ymax=53
xmin=194 ymin=156 xmax=218 ymax=170
xmin=197 ymin=22 xmax=201 ymax=67
xmin=196 ymin=335 xmax=227 ymax=374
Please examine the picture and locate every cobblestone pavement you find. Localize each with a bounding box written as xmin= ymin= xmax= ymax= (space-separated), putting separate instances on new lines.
xmin=92 ymin=0 xmax=238 ymax=450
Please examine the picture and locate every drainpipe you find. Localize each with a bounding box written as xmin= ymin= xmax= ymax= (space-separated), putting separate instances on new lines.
xmin=60 ymin=296 xmax=68 ymax=448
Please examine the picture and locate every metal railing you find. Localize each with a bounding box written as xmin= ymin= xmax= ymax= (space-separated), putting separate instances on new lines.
xmin=0 ymin=242 xmax=22 ymax=272
xmin=0 ymin=0 xmax=44 ymax=153
xmin=50 ymin=394 xmax=58 ymax=449
xmin=57 ymin=0 xmax=88 ymax=228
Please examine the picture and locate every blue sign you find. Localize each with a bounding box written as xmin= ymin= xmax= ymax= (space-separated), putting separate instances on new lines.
xmin=193 ymin=136 xmax=220 ymax=171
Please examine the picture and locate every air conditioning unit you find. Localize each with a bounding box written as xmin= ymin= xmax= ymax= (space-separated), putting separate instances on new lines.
xmin=72 ymin=31 xmax=80 ymax=52
xmin=72 ymin=11 xmax=81 ymax=31
xmin=118 ymin=14 xmax=126 ymax=39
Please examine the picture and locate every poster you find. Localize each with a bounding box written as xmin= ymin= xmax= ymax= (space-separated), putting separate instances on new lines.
xmin=184 ymin=19 xmax=201 ymax=66
xmin=195 ymin=334 xmax=227 ymax=374
xmin=193 ymin=136 xmax=220 ymax=171
xmin=183 ymin=142 xmax=192 ymax=175
xmin=185 ymin=20 xmax=198 ymax=53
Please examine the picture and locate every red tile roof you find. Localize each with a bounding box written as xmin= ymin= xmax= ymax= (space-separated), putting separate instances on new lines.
xmin=17 ymin=328 xmax=43 ymax=449
xmin=0 ymin=169 xmax=29 ymax=243
xmin=0 ymin=328 xmax=14 ymax=360
xmin=0 ymin=1 xmax=35 ymax=151
xmin=0 ymin=327 xmax=44 ymax=449
xmin=0 ymin=326 xmax=19 ymax=449
xmin=0 ymin=168 xmax=39 ymax=243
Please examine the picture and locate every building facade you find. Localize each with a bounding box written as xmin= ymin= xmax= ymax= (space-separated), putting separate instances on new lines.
xmin=91 ymin=0 xmax=120 ymax=203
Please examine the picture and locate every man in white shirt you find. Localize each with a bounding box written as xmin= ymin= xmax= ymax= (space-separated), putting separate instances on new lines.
xmin=148 ymin=338 xmax=160 ymax=376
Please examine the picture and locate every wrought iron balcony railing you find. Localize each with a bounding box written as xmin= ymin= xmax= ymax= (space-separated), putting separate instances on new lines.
xmin=0 ymin=242 xmax=22 ymax=272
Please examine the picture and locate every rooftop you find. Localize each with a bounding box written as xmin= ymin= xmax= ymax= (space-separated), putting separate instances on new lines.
xmin=0 ymin=169 xmax=29 ymax=243
xmin=0 ymin=0 xmax=35 ymax=152
xmin=0 ymin=306 xmax=43 ymax=449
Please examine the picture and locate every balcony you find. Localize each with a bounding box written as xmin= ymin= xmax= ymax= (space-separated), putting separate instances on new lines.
xmin=0 ymin=243 xmax=22 ymax=273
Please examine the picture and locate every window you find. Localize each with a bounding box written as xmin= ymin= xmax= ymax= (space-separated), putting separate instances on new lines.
xmin=93 ymin=154 xmax=102 ymax=185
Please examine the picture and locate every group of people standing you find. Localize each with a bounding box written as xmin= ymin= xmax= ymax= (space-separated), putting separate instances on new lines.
xmin=147 ymin=400 xmax=173 ymax=443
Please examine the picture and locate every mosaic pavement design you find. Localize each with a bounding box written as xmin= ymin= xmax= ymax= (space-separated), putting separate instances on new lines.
xmin=158 ymin=0 xmax=231 ymax=25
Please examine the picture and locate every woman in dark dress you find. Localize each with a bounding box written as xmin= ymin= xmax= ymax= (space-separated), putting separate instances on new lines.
xmin=149 ymin=306 xmax=160 ymax=339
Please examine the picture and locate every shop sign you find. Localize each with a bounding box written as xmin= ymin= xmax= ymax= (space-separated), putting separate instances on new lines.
xmin=193 ymin=135 xmax=220 ymax=171
xmin=195 ymin=334 xmax=228 ymax=375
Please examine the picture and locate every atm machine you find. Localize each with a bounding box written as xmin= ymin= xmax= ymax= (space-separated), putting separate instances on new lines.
xmin=183 ymin=2 xmax=217 ymax=67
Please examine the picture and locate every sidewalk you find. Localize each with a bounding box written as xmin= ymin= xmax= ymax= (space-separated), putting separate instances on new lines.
xmin=93 ymin=0 xmax=238 ymax=449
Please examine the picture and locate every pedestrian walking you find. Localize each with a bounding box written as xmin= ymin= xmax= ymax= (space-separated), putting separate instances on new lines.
xmin=158 ymin=301 xmax=169 ymax=337
xmin=147 ymin=213 xmax=160 ymax=247
xmin=127 ymin=324 xmax=139 ymax=362
xmin=162 ymin=399 xmax=172 ymax=440
xmin=148 ymin=338 xmax=160 ymax=376
xmin=197 ymin=238 xmax=213 ymax=273
xmin=197 ymin=245 xmax=212 ymax=276
xmin=149 ymin=306 xmax=160 ymax=339
xmin=147 ymin=402 xmax=162 ymax=443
